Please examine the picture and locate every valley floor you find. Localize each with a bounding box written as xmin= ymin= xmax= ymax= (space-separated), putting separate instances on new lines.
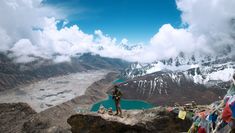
xmin=0 ymin=70 xmax=109 ymax=112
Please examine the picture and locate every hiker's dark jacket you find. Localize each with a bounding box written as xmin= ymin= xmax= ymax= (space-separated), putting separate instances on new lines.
xmin=112 ymin=90 xmax=122 ymax=101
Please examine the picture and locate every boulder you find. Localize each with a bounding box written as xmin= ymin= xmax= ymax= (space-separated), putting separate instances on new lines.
xmin=67 ymin=107 xmax=192 ymax=133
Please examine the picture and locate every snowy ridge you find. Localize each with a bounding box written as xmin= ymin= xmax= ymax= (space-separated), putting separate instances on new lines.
xmin=122 ymin=54 xmax=235 ymax=86
xmin=126 ymin=72 xmax=189 ymax=96
xmin=185 ymin=61 xmax=235 ymax=85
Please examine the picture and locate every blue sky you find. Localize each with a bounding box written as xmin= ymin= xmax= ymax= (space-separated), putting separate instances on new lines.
xmin=1 ymin=0 xmax=233 ymax=63
xmin=43 ymin=0 xmax=181 ymax=43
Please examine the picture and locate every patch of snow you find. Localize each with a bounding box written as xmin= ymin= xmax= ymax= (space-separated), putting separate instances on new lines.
xmin=190 ymin=64 xmax=200 ymax=69
xmin=124 ymin=83 xmax=128 ymax=86
xmin=205 ymin=68 xmax=234 ymax=82
xmin=164 ymin=89 xmax=168 ymax=95
xmin=136 ymin=63 xmax=142 ymax=69
xmin=146 ymin=62 xmax=164 ymax=74
xmin=146 ymin=62 xmax=200 ymax=75
xmin=193 ymin=75 xmax=204 ymax=84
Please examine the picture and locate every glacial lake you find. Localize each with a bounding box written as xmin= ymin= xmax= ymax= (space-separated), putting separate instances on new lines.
xmin=91 ymin=95 xmax=154 ymax=112
xmin=112 ymin=78 xmax=125 ymax=84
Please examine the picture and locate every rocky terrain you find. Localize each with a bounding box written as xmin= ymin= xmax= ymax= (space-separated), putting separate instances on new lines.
xmin=114 ymin=71 xmax=226 ymax=106
xmin=0 ymin=72 xmax=119 ymax=132
xmin=0 ymin=52 xmax=129 ymax=91
xmin=0 ymin=102 xmax=195 ymax=133
xmin=0 ymin=70 xmax=109 ymax=112
xmin=0 ymin=103 xmax=37 ymax=133
xmin=31 ymin=72 xmax=119 ymax=130
xmin=0 ymin=52 xmax=233 ymax=133
xmin=67 ymin=107 xmax=192 ymax=133
xmin=111 ymin=54 xmax=235 ymax=107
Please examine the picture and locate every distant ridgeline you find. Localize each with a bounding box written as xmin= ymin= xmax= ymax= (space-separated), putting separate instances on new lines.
xmin=0 ymin=53 xmax=130 ymax=91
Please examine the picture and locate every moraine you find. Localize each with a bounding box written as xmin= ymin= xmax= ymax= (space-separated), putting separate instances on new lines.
xmin=0 ymin=70 xmax=109 ymax=112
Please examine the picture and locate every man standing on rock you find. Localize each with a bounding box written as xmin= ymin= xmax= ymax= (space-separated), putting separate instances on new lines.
xmin=112 ymin=85 xmax=123 ymax=117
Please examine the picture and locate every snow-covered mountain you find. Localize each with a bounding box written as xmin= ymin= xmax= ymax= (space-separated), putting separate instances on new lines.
xmin=122 ymin=54 xmax=235 ymax=87
xmin=114 ymin=54 xmax=235 ymax=106
xmin=117 ymin=70 xmax=226 ymax=106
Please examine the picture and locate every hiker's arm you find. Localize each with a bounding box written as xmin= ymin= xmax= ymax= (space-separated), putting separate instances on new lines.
xmin=116 ymin=95 xmax=121 ymax=100
xmin=120 ymin=91 xmax=123 ymax=97
xmin=112 ymin=92 xmax=116 ymax=99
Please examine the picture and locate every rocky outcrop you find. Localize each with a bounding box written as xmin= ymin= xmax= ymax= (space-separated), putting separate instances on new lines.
xmin=22 ymin=115 xmax=70 ymax=133
xmin=67 ymin=107 xmax=192 ymax=133
xmin=0 ymin=103 xmax=36 ymax=133
xmin=0 ymin=102 xmax=70 ymax=133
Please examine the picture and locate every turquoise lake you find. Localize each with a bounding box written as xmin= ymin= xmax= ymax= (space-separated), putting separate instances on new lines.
xmin=91 ymin=95 xmax=154 ymax=112
xmin=112 ymin=78 xmax=125 ymax=84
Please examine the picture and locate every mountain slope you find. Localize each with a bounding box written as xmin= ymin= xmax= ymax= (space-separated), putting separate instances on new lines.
xmin=0 ymin=103 xmax=37 ymax=133
xmin=116 ymin=71 xmax=226 ymax=106
xmin=122 ymin=54 xmax=235 ymax=87
xmin=0 ymin=53 xmax=130 ymax=91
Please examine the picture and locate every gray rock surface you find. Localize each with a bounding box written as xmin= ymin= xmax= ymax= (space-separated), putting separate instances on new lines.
xmin=0 ymin=72 xmax=119 ymax=133
xmin=18 ymin=72 xmax=118 ymax=133
xmin=0 ymin=53 xmax=129 ymax=91
xmin=0 ymin=103 xmax=36 ymax=133
xmin=67 ymin=107 xmax=192 ymax=133
xmin=0 ymin=70 xmax=109 ymax=112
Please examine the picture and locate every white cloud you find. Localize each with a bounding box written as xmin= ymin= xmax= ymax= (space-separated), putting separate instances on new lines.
xmin=0 ymin=0 xmax=234 ymax=63
xmin=9 ymin=39 xmax=40 ymax=63
xmin=0 ymin=0 xmax=59 ymax=44
xmin=176 ymin=0 xmax=235 ymax=54
xmin=150 ymin=24 xmax=201 ymax=58
xmin=142 ymin=24 xmax=213 ymax=62
xmin=121 ymin=38 xmax=128 ymax=45
xmin=139 ymin=0 xmax=235 ymax=62
xmin=38 ymin=17 xmax=94 ymax=56
xmin=0 ymin=0 xmax=142 ymax=63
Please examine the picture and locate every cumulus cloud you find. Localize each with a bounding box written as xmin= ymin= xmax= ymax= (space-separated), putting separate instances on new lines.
xmin=0 ymin=0 xmax=143 ymax=63
xmin=143 ymin=0 xmax=235 ymax=62
xmin=0 ymin=0 xmax=63 ymax=62
xmin=121 ymin=38 xmax=128 ymax=45
xmin=176 ymin=0 xmax=235 ymax=54
xmin=0 ymin=0 xmax=59 ymax=46
xmin=148 ymin=24 xmax=207 ymax=60
xmin=9 ymin=39 xmax=40 ymax=63
xmin=38 ymin=18 xmax=94 ymax=57
xmin=0 ymin=0 xmax=235 ymax=63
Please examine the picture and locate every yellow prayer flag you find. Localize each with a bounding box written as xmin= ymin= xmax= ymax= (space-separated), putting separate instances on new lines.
xmin=178 ymin=110 xmax=187 ymax=120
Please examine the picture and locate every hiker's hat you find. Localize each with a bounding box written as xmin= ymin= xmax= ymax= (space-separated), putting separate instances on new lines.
xmin=114 ymin=85 xmax=119 ymax=88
